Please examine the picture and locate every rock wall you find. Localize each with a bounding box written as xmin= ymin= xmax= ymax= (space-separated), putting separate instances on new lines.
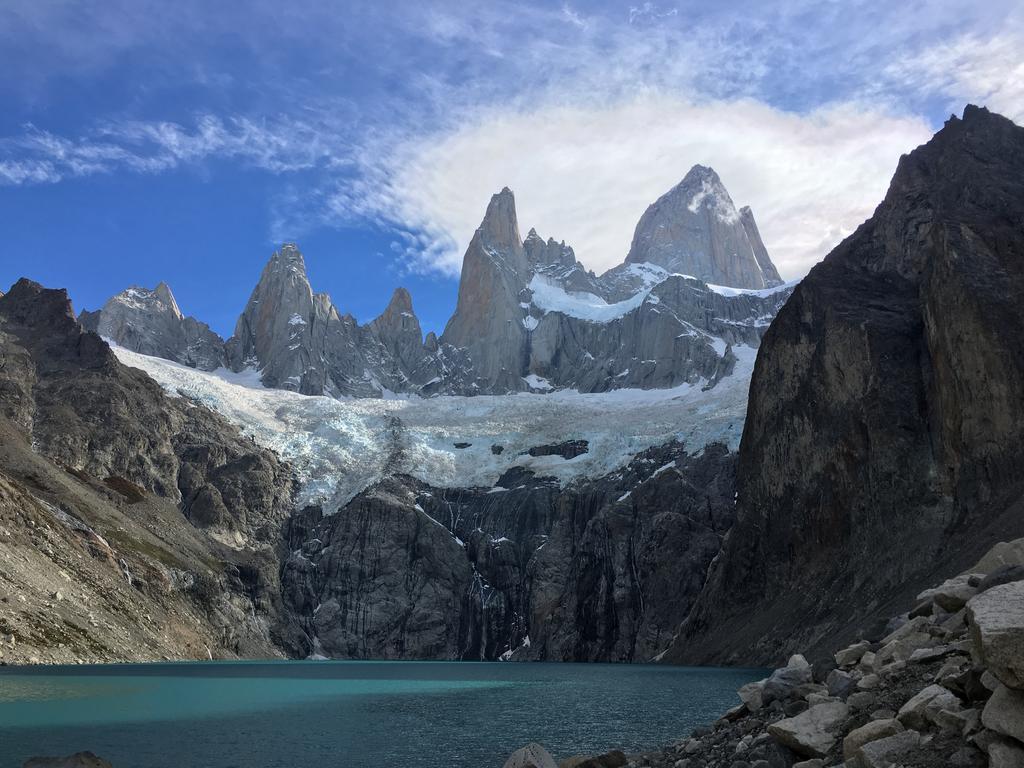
xmin=0 ymin=279 xmax=296 ymax=663
xmin=669 ymin=105 xmax=1024 ymax=665
xmin=279 ymin=443 xmax=736 ymax=662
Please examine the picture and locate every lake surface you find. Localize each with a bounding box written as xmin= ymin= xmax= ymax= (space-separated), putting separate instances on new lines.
xmin=0 ymin=661 xmax=762 ymax=768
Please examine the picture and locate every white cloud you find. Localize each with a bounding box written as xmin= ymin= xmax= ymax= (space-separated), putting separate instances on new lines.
xmin=347 ymin=96 xmax=932 ymax=280
xmin=1 ymin=0 xmax=1018 ymax=282
xmin=0 ymin=116 xmax=339 ymax=185
xmin=883 ymin=29 xmax=1024 ymax=123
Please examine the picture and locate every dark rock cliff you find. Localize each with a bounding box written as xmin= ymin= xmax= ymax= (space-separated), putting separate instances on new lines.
xmin=0 ymin=280 xmax=296 ymax=662
xmin=280 ymin=443 xmax=736 ymax=661
xmin=669 ymin=105 xmax=1024 ymax=665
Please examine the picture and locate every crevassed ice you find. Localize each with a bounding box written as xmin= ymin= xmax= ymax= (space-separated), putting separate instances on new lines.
xmin=111 ymin=343 xmax=758 ymax=512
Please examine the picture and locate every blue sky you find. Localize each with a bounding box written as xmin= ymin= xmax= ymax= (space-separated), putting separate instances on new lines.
xmin=1 ymin=1 xmax=1021 ymax=337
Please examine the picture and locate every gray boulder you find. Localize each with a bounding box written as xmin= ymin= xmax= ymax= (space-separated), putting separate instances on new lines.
xmin=825 ymin=669 xmax=857 ymax=699
xmin=970 ymin=538 xmax=1024 ymax=576
xmin=842 ymin=718 xmax=903 ymax=761
xmin=987 ymin=736 xmax=1024 ymax=768
xmin=918 ymin=574 xmax=979 ymax=612
xmin=738 ymin=680 xmax=766 ymax=711
xmin=982 ymin=683 xmax=1024 ymax=744
xmin=977 ymin=565 xmax=1024 ymax=594
xmin=896 ymin=684 xmax=962 ymax=730
xmin=967 ymin=580 xmax=1024 ymax=688
xmin=762 ymin=654 xmax=814 ymax=704
xmin=502 ymin=743 xmax=558 ymax=768
xmin=767 ymin=701 xmax=849 ymax=758
xmin=851 ymin=731 xmax=920 ymax=768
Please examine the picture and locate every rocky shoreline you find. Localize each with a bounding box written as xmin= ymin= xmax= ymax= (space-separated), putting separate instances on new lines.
xmin=504 ymin=538 xmax=1024 ymax=768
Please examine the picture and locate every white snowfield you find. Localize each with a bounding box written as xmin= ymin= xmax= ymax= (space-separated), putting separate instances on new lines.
xmin=528 ymin=273 xmax=650 ymax=322
xmin=112 ymin=344 xmax=758 ymax=512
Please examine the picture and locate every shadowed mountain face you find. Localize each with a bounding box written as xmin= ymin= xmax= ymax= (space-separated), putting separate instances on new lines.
xmin=669 ymin=105 xmax=1024 ymax=665
xmin=0 ymin=280 xmax=296 ymax=664
xmin=625 ymin=165 xmax=783 ymax=289
xmin=279 ymin=443 xmax=737 ymax=662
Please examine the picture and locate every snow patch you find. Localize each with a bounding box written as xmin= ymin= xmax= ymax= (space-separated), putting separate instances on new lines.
xmin=687 ymin=178 xmax=741 ymax=224
xmin=523 ymin=373 xmax=553 ymax=391
xmin=528 ymin=273 xmax=649 ymax=323
xmin=705 ymin=278 xmax=801 ymax=298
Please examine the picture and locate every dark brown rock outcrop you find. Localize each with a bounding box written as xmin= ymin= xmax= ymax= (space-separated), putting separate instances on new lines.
xmin=669 ymin=105 xmax=1024 ymax=665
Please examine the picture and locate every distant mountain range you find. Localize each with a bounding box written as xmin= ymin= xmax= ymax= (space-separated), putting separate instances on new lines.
xmin=82 ymin=165 xmax=791 ymax=398
xmin=4 ymin=107 xmax=1022 ymax=672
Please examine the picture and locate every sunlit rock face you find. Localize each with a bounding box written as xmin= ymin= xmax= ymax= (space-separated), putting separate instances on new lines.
xmin=625 ymin=164 xmax=783 ymax=289
xmin=81 ymin=281 xmax=224 ymax=371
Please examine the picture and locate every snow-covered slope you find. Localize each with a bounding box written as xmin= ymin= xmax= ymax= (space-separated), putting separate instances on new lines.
xmin=111 ymin=343 xmax=758 ymax=510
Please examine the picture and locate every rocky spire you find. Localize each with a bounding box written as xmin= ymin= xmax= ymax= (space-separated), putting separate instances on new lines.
xmin=739 ymin=206 xmax=783 ymax=286
xmin=86 ymin=281 xmax=224 ymax=370
xmin=153 ymin=281 xmax=183 ymax=319
xmin=225 ymin=244 xmax=431 ymax=397
xmin=479 ymin=187 xmax=525 ymax=257
xmin=369 ymin=287 xmax=425 ymax=374
xmin=625 ymin=165 xmax=783 ymax=289
xmin=440 ymin=187 xmax=532 ymax=391
xmin=227 ymin=243 xmax=321 ymax=388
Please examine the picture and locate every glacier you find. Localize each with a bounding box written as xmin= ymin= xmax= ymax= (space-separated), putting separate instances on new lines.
xmin=111 ymin=342 xmax=759 ymax=511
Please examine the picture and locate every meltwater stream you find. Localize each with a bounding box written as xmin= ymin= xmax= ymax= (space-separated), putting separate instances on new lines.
xmin=0 ymin=661 xmax=763 ymax=768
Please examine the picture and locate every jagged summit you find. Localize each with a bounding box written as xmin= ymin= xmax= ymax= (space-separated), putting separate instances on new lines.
xmin=80 ymin=280 xmax=224 ymax=370
xmin=87 ymin=170 xmax=796 ymax=399
xmin=382 ymin=286 xmax=414 ymax=315
xmin=224 ymin=245 xmax=439 ymax=396
xmin=478 ymin=186 xmax=523 ymax=253
xmin=152 ymin=281 xmax=182 ymax=317
xmin=625 ymin=164 xmax=783 ymax=289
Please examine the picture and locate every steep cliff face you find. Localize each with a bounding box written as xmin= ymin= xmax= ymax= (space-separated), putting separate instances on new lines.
xmin=224 ymin=244 xmax=437 ymax=397
xmin=279 ymin=443 xmax=735 ymax=662
xmin=80 ymin=282 xmax=225 ymax=370
xmin=439 ymin=188 xmax=533 ymax=393
xmin=625 ymin=165 xmax=783 ymax=289
xmin=670 ymin=105 xmax=1024 ymax=665
xmin=0 ymin=279 xmax=296 ymax=663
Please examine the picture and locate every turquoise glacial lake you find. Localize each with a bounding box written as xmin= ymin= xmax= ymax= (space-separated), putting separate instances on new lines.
xmin=0 ymin=661 xmax=762 ymax=768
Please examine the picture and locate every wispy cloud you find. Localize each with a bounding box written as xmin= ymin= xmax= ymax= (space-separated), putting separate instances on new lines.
xmin=339 ymin=96 xmax=931 ymax=279
xmin=0 ymin=0 xmax=1020 ymax=281
xmin=0 ymin=116 xmax=341 ymax=185
xmin=883 ymin=28 xmax=1024 ymax=123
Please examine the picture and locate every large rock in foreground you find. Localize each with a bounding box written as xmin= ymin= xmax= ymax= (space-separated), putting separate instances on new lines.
xmin=767 ymin=701 xmax=849 ymax=757
xmin=967 ymin=580 xmax=1024 ymax=688
xmin=502 ymin=743 xmax=557 ymax=768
